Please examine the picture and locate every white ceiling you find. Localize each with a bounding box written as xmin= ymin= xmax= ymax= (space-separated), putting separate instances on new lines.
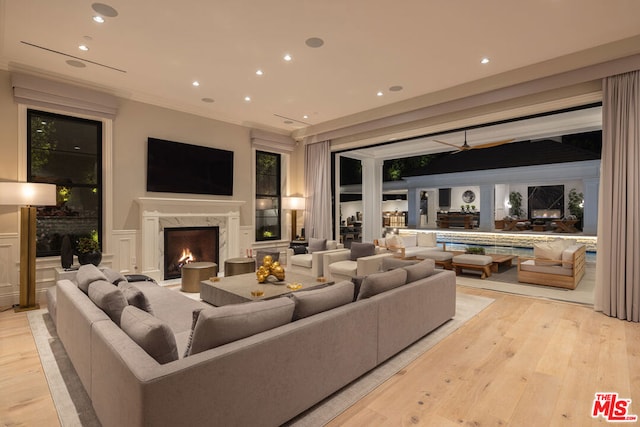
xmin=1 ymin=0 xmax=640 ymax=137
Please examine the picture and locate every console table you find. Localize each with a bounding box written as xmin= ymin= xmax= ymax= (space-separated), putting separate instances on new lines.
xmin=437 ymin=212 xmax=479 ymax=229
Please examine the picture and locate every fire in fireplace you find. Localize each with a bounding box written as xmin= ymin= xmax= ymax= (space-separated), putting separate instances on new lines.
xmin=164 ymin=226 xmax=219 ymax=280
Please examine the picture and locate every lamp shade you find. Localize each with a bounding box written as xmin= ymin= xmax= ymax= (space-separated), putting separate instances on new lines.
xmin=0 ymin=182 xmax=57 ymax=206
xmin=282 ymin=196 xmax=305 ymax=210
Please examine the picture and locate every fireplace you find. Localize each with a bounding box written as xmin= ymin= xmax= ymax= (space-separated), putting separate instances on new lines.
xmin=163 ymin=226 xmax=220 ymax=280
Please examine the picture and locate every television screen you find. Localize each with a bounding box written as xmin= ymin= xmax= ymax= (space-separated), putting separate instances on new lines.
xmin=147 ymin=138 xmax=234 ymax=196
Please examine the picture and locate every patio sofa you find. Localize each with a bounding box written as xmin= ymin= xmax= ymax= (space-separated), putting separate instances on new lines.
xmin=52 ymin=261 xmax=456 ymax=427
xmin=377 ymin=232 xmax=446 ymax=259
xmin=517 ymin=240 xmax=586 ymax=289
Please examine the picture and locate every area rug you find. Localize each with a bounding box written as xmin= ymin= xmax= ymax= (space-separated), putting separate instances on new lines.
xmin=28 ymin=292 xmax=494 ymax=427
xmin=455 ymin=262 xmax=596 ymax=306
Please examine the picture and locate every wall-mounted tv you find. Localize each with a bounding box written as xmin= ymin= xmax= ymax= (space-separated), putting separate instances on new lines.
xmin=147 ymin=137 xmax=234 ymax=196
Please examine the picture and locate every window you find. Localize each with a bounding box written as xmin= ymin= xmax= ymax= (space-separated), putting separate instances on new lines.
xmin=27 ymin=109 xmax=102 ymax=257
xmin=255 ymin=150 xmax=281 ymax=241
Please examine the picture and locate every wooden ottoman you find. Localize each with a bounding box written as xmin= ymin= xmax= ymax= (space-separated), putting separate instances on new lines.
xmin=452 ymin=254 xmax=493 ymax=279
xmin=420 ymin=251 xmax=454 ymax=270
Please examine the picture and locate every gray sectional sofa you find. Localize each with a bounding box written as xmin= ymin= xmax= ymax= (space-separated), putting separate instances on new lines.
xmin=52 ymin=260 xmax=456 ymax=427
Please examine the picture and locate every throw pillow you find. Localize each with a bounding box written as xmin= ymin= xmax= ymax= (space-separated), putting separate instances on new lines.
xmin=186 ymin=298 xmax=295 ymax=356
xmin=292 ymin=245 xmax=307 ymax=255
xmin=183 ymin=308 xmax=205 ymax=358
xmin=351 ymin=276 xmax=365 ymax=301
xmin=533 ymin=241 xmax=564 ymax=266
xmin=88 ymin=280 xmax=128 ymax=325
xmin=401 ymin=234 xmax=417 ymax=248
xmin=385 ymin=235 xmax=403 ymax=248
xmin=381 ymin=257 xmax=419 ymax=271
xmin=76 ymin=264 xmax=108 ymax=294
xmin=308 ymin=237 xmax=327 ymax=253
xmin=118 ymin=282 xmax=153 ymax=314
xmin=417 ymin=232 xmax=437 ymax=247
xmin=403 ymin=259 xmax=435 ymax=282
xmin=290 ymin=281 xmax=354 ymax=320
xmin=120 ymin=306 xmax=179 ymax=365
xmin=356 ymin=268 xmax=408 ymax=300
xmin=349 ymin=242 xmax=375 ymax=261
xmin=102 ymin=267 xmax=128 ymax=285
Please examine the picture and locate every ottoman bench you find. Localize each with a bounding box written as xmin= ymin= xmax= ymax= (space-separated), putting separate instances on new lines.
xmin=420 ymin=251 xmax=454 ymax=270
xmin=452 ymin=254 xmax=493 ymax=279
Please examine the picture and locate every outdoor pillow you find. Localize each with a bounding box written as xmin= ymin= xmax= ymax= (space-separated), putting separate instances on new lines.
xmin=403 ymin=259 xmax=435 ymax=282
xmin=118 ymin=281 xmax=154 ymax=314
xmin=401 ymin=234 xmax=417 ymax=247
xmin=533 ymin=241 xmax=564 ymax=266
xmin=88 ymin=280 xmax=128 ymax=325
xmin=76 ymin=264 xmax=107 ymax=294
xmin=417 ymin=232 xmax=437 ymax=247
xmin=120 ymin=306 xmax=179 ymax=364
xmin=385 ymin=235 xmax=403 ymax=248
xmin=186 ymin=298 xmax=294 ymax=356
xmin=357 ymin=268 xmax=407 ymax=300
xmin=290 ymin=280 xmax=354 ymax=320
xmin=308 ymin=237 xmax=327 ymax=253
xmin=349 ymin=242 xmax=375 ymax=261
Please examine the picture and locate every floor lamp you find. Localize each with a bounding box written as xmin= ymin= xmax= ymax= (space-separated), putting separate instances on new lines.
xmin=282 ymin=196 xmax=305 ymax=241
xmin=0 ymin=182 xmax=57 ymax=312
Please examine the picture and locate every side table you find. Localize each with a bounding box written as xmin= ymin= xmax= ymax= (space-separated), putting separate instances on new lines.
xmin=224 ymin=257 xmax=256 ymax=276
xmin=181 ymin=262 xmax=218 ymax=293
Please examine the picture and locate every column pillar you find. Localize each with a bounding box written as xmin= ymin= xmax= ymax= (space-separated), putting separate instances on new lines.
xmin=478 ymin=185 xmax=495 ymax=231
xmin=583 ymin=177 xmax=599 ymax=235
xmin=361 ymin=157 xmax=383 ymax=242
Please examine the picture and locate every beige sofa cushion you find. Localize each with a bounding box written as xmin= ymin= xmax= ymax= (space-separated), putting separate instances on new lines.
xmin=401 ymin=234 xmax=417 ymax=248
xmin=534 ymin=239 xmax=568 ymax=266
xmin=417 ymin=232 xmax=437 ymax=247
xmin=357 ymin=268 xmax=407 ymax=300
xmin=76 ymin=264 xmax=107 ymax=293
xmin=403 ymin=259 xmax=435 ymax=282
xmin=290 ymin=280 xmax=354 ymax=320
xmin=120 ymin=306 xmax=179 ymax=364
xmin=88 ymin=280 xmax=128 ymax=325
xmin=186 ymin=298 xmax=295 ymax=356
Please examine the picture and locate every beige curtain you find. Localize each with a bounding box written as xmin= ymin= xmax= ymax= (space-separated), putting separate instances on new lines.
xmin=594 ymin=70 xmax=640 ymax=322
xmin=304 ymin=140 xmax=332 ymax=239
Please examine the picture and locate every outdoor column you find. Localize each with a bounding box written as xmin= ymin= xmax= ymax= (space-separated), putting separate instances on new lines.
xmin=406 ymin=188 xmax=421 ymax=228
xmin=478 ymin=184 xmax=494 ymax=231
xmin=361 ymin=157 xmax=383 ymax=243
xmin=583 ymin=177 xmax=599 ymax=235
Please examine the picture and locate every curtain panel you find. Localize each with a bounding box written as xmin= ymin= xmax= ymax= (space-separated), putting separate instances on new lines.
xmin=595 ymin=70 xmax=640 ymax=322
xmin=304 ymin=140 xmax=332 ymax=239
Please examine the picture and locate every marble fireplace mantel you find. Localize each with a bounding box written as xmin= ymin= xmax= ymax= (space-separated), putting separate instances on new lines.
xmin=137 ymin=197 xmax=245 ymax=281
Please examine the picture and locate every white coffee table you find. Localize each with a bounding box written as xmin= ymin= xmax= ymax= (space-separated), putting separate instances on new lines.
xmin=200 ymin=270 xmax=332 ymax=306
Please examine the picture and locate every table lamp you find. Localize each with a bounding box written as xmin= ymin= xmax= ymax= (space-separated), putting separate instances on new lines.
xmin=282 ymin=196 xmax=305 ymax=241
xmin=0 ymin=182 xmax=57 ymax=311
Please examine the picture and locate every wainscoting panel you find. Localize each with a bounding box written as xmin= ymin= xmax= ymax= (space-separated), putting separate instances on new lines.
xmin=0 ymin=233 xmax=18 ymax=308
xmin=111 ymin=230 xmax=138 ymax=274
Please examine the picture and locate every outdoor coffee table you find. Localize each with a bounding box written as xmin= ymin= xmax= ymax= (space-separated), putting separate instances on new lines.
xmin=448 ymin=251 xmax=517 ymax=274
xmin=200 ymin=270 xmax=333 ymax=306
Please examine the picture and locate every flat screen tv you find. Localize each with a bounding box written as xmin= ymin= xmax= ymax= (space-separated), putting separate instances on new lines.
xmin=147 ymin=137 xmax=234 ymax=196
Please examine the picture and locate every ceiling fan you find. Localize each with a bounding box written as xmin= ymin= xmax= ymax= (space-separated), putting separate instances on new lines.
xmin=433 ymin=131 xmax=515 ymax=152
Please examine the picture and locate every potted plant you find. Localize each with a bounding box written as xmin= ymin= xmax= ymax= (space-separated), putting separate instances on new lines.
xmin=465 ymin=246 xmax=485 ymax=255
xmin=568 ymin=188 xmax=584 ymax=230
xmin=509 ymin=191 xmax=524 ymax=218
xmin=76 ymin=236 xmax=102 ymax=266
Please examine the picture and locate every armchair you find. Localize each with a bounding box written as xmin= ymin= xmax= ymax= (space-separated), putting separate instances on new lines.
xmin=323 ymin=242 xmax=394 ymax=282
xmin=286 ymin=239 xmax=346 ymax=278
xmin=517 ymin=242 xmax=586 ymax=289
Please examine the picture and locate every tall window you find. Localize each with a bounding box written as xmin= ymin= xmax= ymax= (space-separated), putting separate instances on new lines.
xmin=255 ymin=150 xmax=281 ymax=241
xmin=27 ymin=109 xmax=102 ymax=257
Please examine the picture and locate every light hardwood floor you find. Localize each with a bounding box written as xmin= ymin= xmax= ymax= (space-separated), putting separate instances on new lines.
xmin=1 ymin=287 xmax=638 ymax=426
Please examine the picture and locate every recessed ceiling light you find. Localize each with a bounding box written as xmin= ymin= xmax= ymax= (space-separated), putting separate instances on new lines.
xmin=377 ymin=91 xmax=384 ymax=97
xmin=201 ymin=97 xmax=214 ymax=103
xmin=256 ymin=69 xmax=263 ymax=76
xmin=303 ymin=115 xmax=309 ymax=119
xmin=79 ymin=44 xmax=89 ymax=51
xmin=244 ymin=96 xmax=251 ymax=102
xmin=481 ymin=57 xmax=490 ymax=64
xmin=91 ymin=3 xmax=118 ymax=18
xmin=283 ymin=54 xmax=292 ymax=61
xmin=192 ymin=81 xmax=200 ymax=87
xmin=305 ymin=37 xmax=324 ymax=48
xmin=389 ymin=85 xmax=403 ymax=92
xmin=93 ymin=15 xmax=105 ymax=23
xmin=74 ymin=146 xmax=81 ymax=150
xmin=66 ymin=59 xmax=86 ymax=68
